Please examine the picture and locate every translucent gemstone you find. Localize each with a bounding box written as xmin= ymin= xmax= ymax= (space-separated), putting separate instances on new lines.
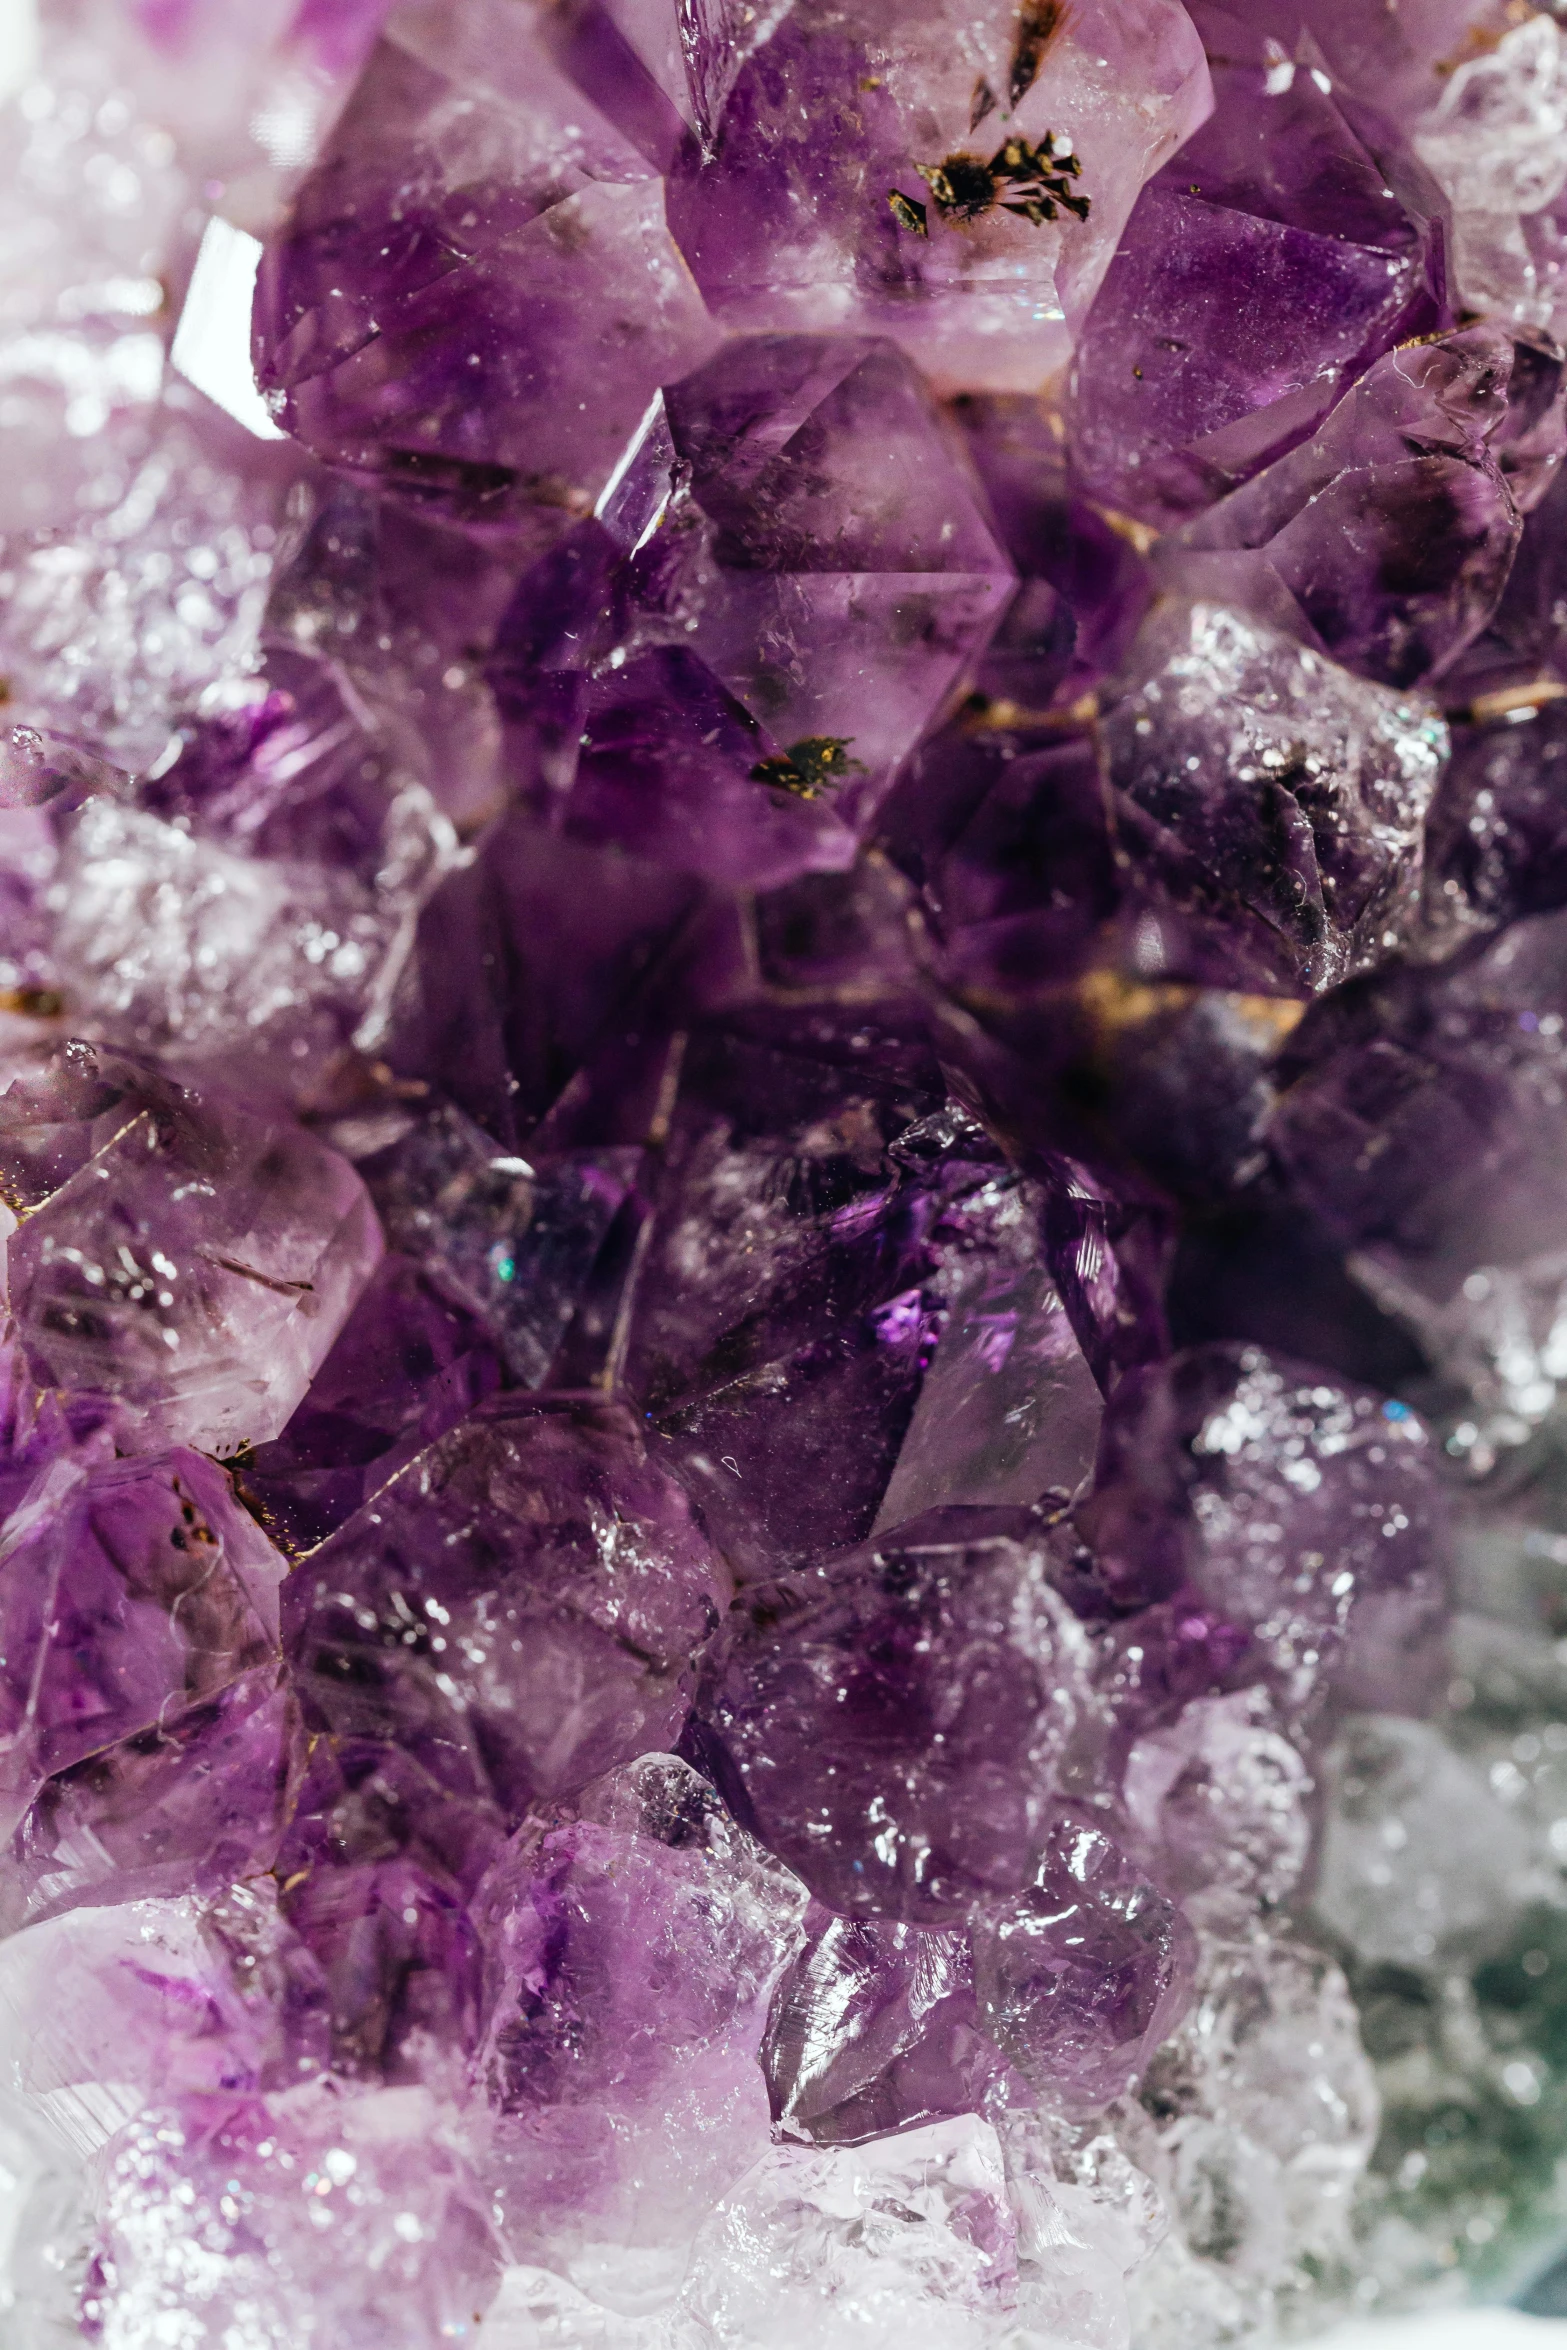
xmin=677 ymin=2116 xmax=1026 ymax=2349
xmin=763 ymin=1907 xmax=1007 ymax=2146
xmin=1069 ymin=10 xmax=1449 ymax=526
xmin=48 ymin=794 xmax=429 ymax=1098
xmin=487 ymin=333 xmax=1016 ymax=836
xmin=253 ymin=2 xmax=720 ymax=554
xmin=1125 ymin=1933 xmax=1379 ymax=2297
xmin=238 ymin=1251 xmax=504 ymax=1554
xmin=1101 ymin=601 xmax=1447 ymax=989
xmin=1268 ymin=907 xmax=1567 ymax=1467
xmin=969 ymin=1817 xmax=1193 ymax=2117
xmin=699 ymin=1512 xmax=1095 ymax=1921
xmin=3 ymin=1665 xmax=300 ymax=1932
xmin=0 ymin=1042 xmax=382 ymax=1454
xmin=283 ymin=1399 xmax=728 ymax=1817
xmin=1422 ymin=701 xmax=1567 ymax=947
xmin=1168 ymin=326 xmax=1523 ymax=689
xmin=1311 ymin=1715 xmax=1539 ymax=1968
xmin=622 ymin=1047 xmax=1099 ymax=1573
xmin=662 ymin=0 xmax=1212 ymax=394
xmin=359 ymin=1102 xmax=643 ymax=1386
xmin=1121 ymin=1687 xmax=1313 ymax=1923
xmin=1078 ymin=1345 xmax=1451 ymax=1714
xmin=472 ymin=1753 xmax=809 ymax=2308
xmin=0 ymin=1446 xmax=286 ymax=1838
xmin=1412 ymin=17 xmax=1567 ymax=330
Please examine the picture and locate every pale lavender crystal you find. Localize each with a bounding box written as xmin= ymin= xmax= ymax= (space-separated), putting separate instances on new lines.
xmin=675 ymin=2116 xmax=1030 ymax=2348
xmin=4 ymin=1666 xmax=300 ymax=1932
xmin=0 ymin=1445 xmax=286 ymax=1840
xmin=764 ymin=1908 xmax=998 ymax=2146
xmin=284 ymin=1398 xmax=727 ymax=1818
xmin=0 ymin=1893 xmax=286 ymax=2154
xmin=0 ymin=1043 xmax=382 ymax=1454
xmin=969 ymin=1814 xmax=1194 ymax=2117
xmin=1121 ymin=1686 xmax=1313 ymax=1922
xmin=84 ymin=2082 xmax=502 ymax=2349
xmin=1078 ymin=1343 xmax=1451 ymax=1714
xmin=472 ymin=1752 xmax=808 ymax=2305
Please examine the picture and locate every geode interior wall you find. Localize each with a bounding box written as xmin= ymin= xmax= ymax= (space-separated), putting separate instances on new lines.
xmin=3 ymin=1 xmax=1567 ymax=2346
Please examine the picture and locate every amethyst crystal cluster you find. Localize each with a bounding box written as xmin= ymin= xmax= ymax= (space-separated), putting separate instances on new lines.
xmin=10 ymin=0 xmax=1567 ymax=2344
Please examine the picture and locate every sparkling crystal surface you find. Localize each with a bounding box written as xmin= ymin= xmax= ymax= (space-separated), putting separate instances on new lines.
xmin=12 ymin=0 xmax=1567 ymax=2339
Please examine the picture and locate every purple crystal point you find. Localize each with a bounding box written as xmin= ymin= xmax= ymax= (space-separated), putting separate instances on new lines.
xmin=4 ymin=1666 xmax=300 ymax=1932
xmin=1268 ymin=907 xmax=1567 ymax=1467
xmin=1069 ymin=9 xmax=1450 ymax=526
xmin=390 ymin=811 xmax=710 ymax=1148
xmin=970 ymin=1814 xmax=1194 ymax=2117
xmin=698 ymin=1510 xmax=1096 ymax=1922
xmin=359 ymin=1101 xmax=642 ymax=1386
xmin=0 ymin=1042 xmax=382 ymax=1455
xmin=1101 ymin=600 xmax=1446 ymax=988
xmin=1165 ymin=323 xmax=1524 ymax=690
xmin=238 ymin=1250 xmax=504 ymax=1555
xmin=284 ymin=1396 xmax=727 ymax=1819
xmin=763 ymin=1905 xmax=1012 ymax=2145
xmin=472 ymin=1751 xmax=809 ymax=2301
xmin=0 ymin=1445 xmax=287 ymax=1838
xmin=663 ymin=0 xmax=1211 ymax=394
xmin=1424 ymin=700 xmax=1567 ymax=945
xmin=489 ymin=332 xmax=1016 ymax=838
xmin=951 ymin=391 xmax=1154 ymax=715
xmin=620 ymin=1044 xmax=1100 ymax=1572
xmin=253 ymin=3 xmax=719 ymax=552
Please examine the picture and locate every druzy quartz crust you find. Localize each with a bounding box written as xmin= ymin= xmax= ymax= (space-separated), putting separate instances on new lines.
xmin=10 ymin=0 xmax=1567 ymax=2344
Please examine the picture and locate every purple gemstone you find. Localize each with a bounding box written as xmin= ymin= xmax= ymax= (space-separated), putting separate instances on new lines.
xmin=1101 ymin=600 xmax=1445 ymax=988
xmin=698 ymin=1510 xmax=1095 ymax=1922
xmin=1077 ymin=1343 xmax=1451 ymax=1712
xmin=663 ymin=0 xmax=1211 ymax=394
xmin=254 ymin=11 xmax=719 ymax=552
xmin=970 ymin=1814 xmax=1194 ymax=2117
xmin=1168 ymin=325 xmax=1523 ymax=689
xmin=4 ymin=1666 xmax=301 ymax=1931
xmin=238 ymin=1249 xmax=504 ymax=1554
xmin=1069 ymin=9 xmax=1450 ymax=526
xmin=283 ymin=1395 xmax=728 ymax=1818
xmin=763 ymin=1905 xmax=1011 ymax=2144
xmin=0 ymin=1042 xmax=382 ymax=1454
xmin=622 ymin=1044 xmax=1099 ymax=1571
xmin=488 ymin=332 xmax=1016 ymax=838
xmin=0 ymin=1445 xmax=287 ymax=1836
xmin=472 ymin=1751 xmax=808 ymax=2298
